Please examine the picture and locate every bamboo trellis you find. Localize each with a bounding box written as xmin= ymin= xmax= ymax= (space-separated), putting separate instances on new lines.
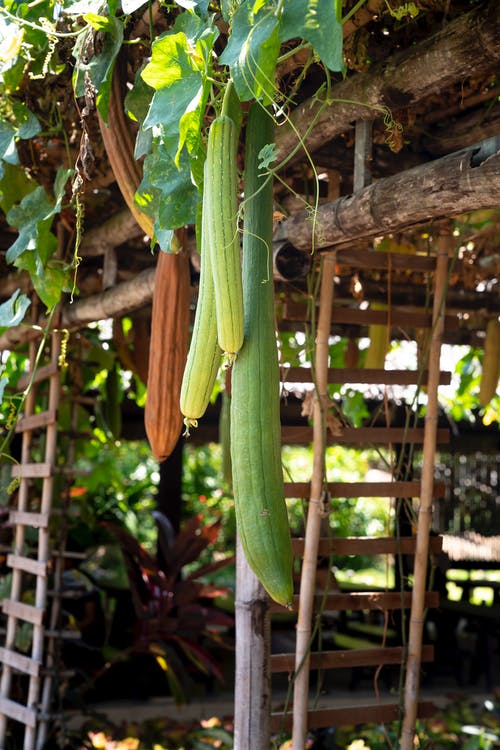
xmin=267 ymin=235 xmax=450 ymax=745
xmin=0 ymin=319 xmax=61 ymax=750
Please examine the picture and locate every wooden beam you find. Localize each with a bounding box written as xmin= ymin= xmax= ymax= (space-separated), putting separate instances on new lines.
xmin=271 ymin=644 xmax=434 ymax=672
xmin=274 ymin=1 xmax=500 ymax=163
xmin=283 ymin=302 xmax=459 ymax=331
xmin=269 ymin=590 xmax=439 ymax=614
xmin=283 ymin=367 xmax=451 ymax=386
xmin=0 ymin=267 xmax=155 ymax=351
xmin=271 ymin=701 xmax=436 ymax=732
xmin=290 ymin=535 xmax=444 ymax=556
xmin=282 ymin=426 xmax=450 ymax=446
xmin=285 ymin=481 xmax=446 ymax=499
xmin=276 ymin=139 xmax=500 ymax=251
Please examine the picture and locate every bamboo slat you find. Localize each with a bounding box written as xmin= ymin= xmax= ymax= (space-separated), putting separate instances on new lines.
xmin=282 ymin=426 xmax=450 ymax=445
xmin=0 ymin=698 xmax=37 ymax=728
xmin=15 ymin=411 xmax=57 ymax=433
xmin=271 ymin=701 xmax=436 ymax=733
xmin=0 ymin=649 xmax=41 ymax=677
xmin=283 ymin=301 xmax=458 ymax=331
xmin=6 ymin=556 xmax=48 ymax=578
xmin=10 ymin=463 xmax=53 ymax=479
xmin=270 ymin=591 xmax=439 ymax=614
xmin=284 ymin=480 xmax=446 ymax=498
xmin=1 ymin=601 xmax=44 ymax=626
xmin=290 ymin=536 xmax=443 ymax=556
xmin=271 ymin=644 xmax=434 ymax=672
xmin=282 ymin=367 xmax=451 ymax=385
xmin=334 ymin=247 xmax=437 ymax=272
xmin=17 ymin=362 xmax=59 ymax=391
xmin=8 ymin=512 xmax=49 ymax=529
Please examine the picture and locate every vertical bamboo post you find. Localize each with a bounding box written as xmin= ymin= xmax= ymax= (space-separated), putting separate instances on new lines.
xmin=292 ymin=254 xmax=336 ymax=749
xmin=234 ymin=537 xmax=271 ymax=750
xmin=401 ymin=224 xmax=451 ymax=748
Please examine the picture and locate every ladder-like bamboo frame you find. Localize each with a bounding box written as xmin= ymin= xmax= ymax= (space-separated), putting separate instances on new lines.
xmin=0 ymin=323 xmax=61 ymax=750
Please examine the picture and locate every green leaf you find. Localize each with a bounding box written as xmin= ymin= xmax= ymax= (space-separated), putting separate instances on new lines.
xmin=279 ymin=0 xmax=344 ymax=72
xmin=0 ymin=121 xmax=19 ymax=171
xmin=0 ymin=289 xmax=31 ymax=333
xmin=6 ymin=186 xmax=55 ymax=264
xmin=0 ymin=163 xmax=34 ymax=214
xmin=11 ymin=101 xmax=41 ymax=139
xmin=258 ymin=142 xmax=278 ymax=170
xmin=141 ymin=31 xmax=201 ymax=90
xmin=137 ymin=140 xmax=200 ymax=239
xmin=219 ymin=2 xmax=280 ymax=104
xmin=141 ymin=29 xmax=209 ymax=165
xmin=0 ymin=376 xmax=7 ymax=403
xmin=125 ymin=63 xmax=154 ymax=124
xmin=72 ymin=15 xmax=124 ymax=122
xmin=4 ymin=167 xmax=71 ymax=309
xmin=33 ymin=263 xmax=71 ymax=311
xmin=144 ymin=75 xmax=202 ymax=144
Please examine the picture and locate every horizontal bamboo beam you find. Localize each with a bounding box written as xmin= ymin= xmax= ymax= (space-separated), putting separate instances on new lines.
xmin=270 ymin=644 xmax=434 ymax=672
xmin=276 ymin=138 xmax=500 ymax=251
xmin=283 ymin=367 xmax=451 ymax=386
xmin=281 ymin=426 xmax=450 ymax=446
xmin=270 ymin=590 xmax=439 ymax=614
xmin=284 ymin=481 xmax=446 ymax=498
xmin=274 ymin=0 xmax=500 ymax=163
xmin=334 ymin=247 xmax=437 ymax=272
xmin=283 ymin=302 xmax=459 ymax=331
xmin=271 ymin=700 xmax=436 ymax=732
xmin=290 ymin=535 xmax=444 ymax=556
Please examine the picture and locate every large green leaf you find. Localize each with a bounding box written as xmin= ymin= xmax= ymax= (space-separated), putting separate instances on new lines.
xmin=5 ymin=167 xmax=71 ymax=265
xmin=11 ymin=101 xmax=41 ymax=139
xmin=279 ymin=0 xmax=344 ymax=72
xmin=0 ymin=163 xmax=34 ymax=214
xmin=0 ymin=121 xmax=19 ymax=179
xmin=137 ymin=139 xmax=200 ymax=236
xmin=0 ymin=289 xmax=31 ymax=334
xmin=6 ymin=186 xmax=55 ymax=264
xmin=218 ymin=2 xmax=280 ymax=104
xmin=15 ymin=252 xmax=70 ymax=310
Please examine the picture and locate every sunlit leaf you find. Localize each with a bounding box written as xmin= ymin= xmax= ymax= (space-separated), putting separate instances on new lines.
xmin=219 ymin=3 xmax=279 ymax=104
xmin=11 ymin=101 xmax=41 ymax=139
xmin=279 ymin=0 xmax=344 ymax=72
xmin=121 ymin=0 xmax=147 ymax=13
xmin=137 ymin=139 xmax=200 ymax=240
xmin=142 ymin=31 xmax=202 ymax=90
xmin=0 ymin=289 xmax=31 ymax=333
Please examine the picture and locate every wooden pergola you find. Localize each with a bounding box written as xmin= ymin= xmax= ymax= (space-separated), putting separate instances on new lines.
xmin=0 ymin=1 xmax=499 ymax=748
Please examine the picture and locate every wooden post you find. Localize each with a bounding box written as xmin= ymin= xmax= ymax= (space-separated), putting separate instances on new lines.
xmin=234 ymin=536 xmax=271 ymax=750
xmin=292 ymin=254 xmax=336 ymax=749
xmin=400 ymin=224 xmax=451 ymax=748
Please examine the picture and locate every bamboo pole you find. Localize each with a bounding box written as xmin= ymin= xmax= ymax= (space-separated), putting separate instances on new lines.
xmin=400 ymin=224 xmax=451 ymax=748
xmin=292 ymin=254 xmax=336 ymax=749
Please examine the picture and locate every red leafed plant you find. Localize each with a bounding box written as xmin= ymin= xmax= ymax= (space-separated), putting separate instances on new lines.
xmin=102 ymin=513 xmax=234 ymax=702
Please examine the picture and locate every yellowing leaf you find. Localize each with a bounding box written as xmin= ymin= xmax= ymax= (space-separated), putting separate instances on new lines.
xmin=0 ymin=28 xmax=23 ymax=64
